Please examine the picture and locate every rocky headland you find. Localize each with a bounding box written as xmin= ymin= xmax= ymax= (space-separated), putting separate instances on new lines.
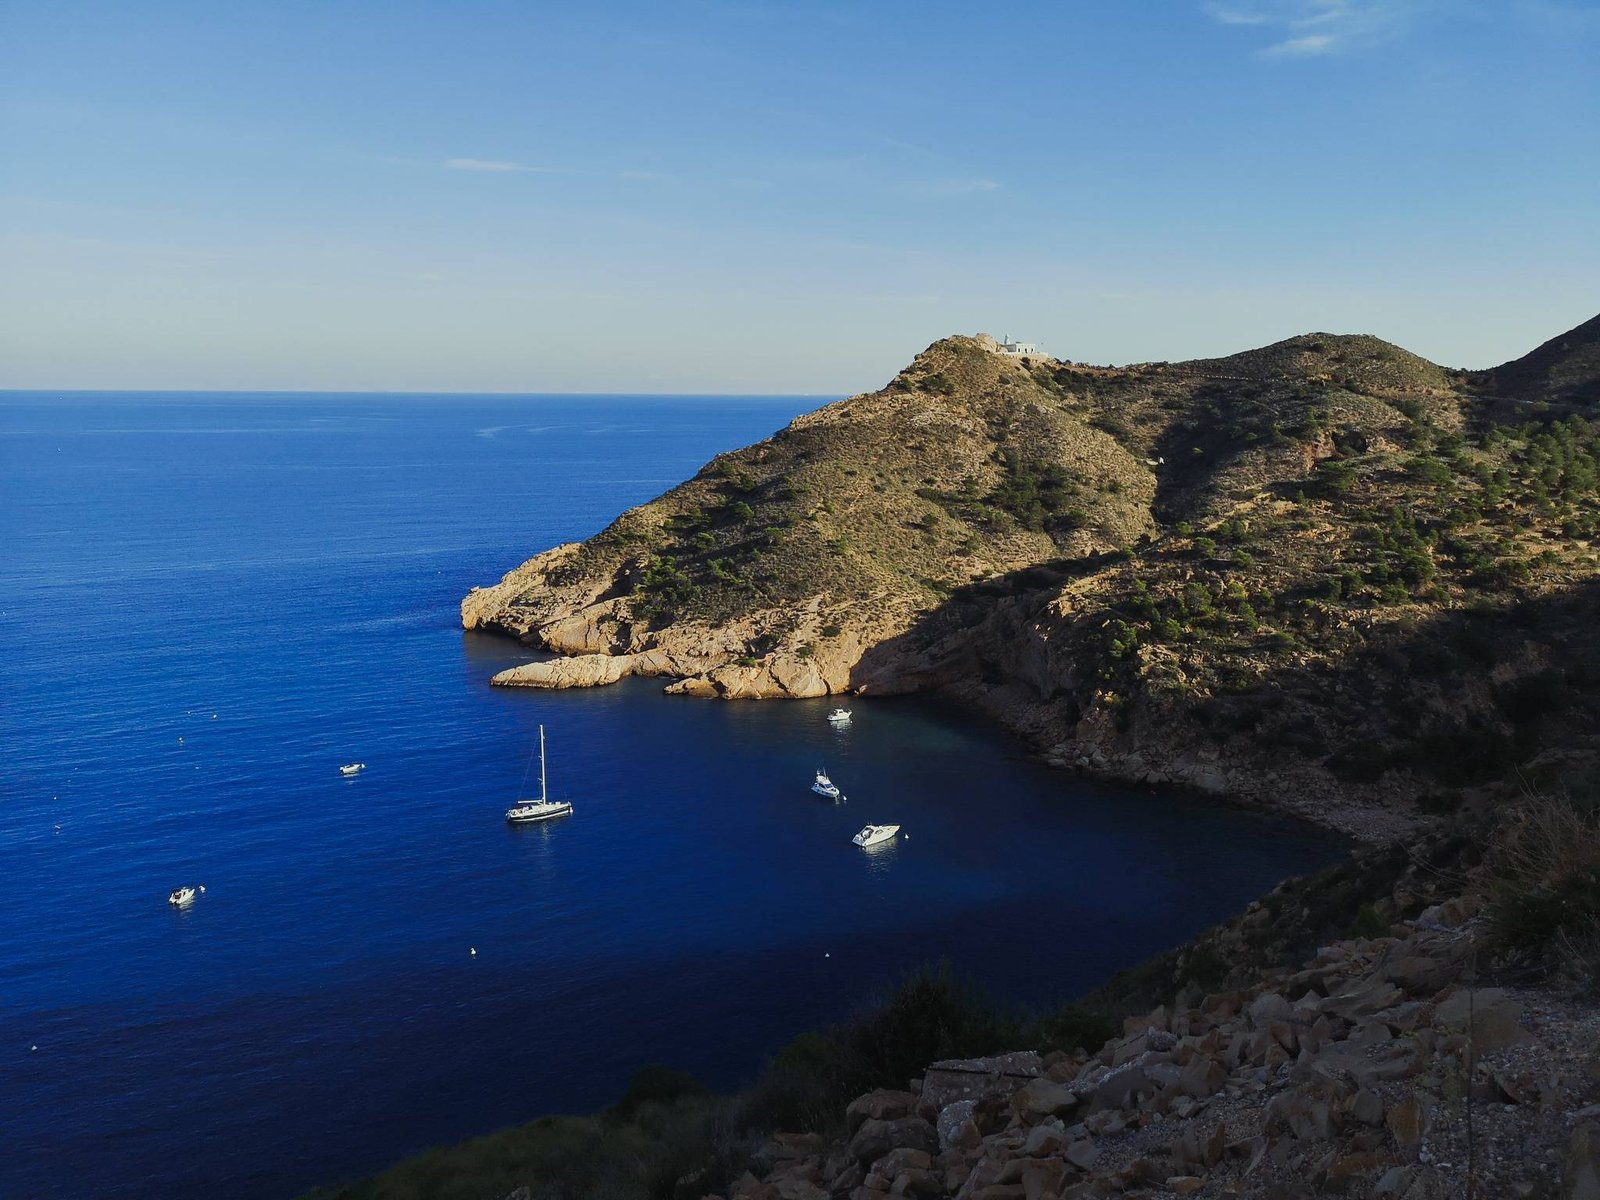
xmin=465 ymin=316 xmax=1600 ymax=842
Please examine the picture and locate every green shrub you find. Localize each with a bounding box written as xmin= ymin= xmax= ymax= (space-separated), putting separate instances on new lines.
xmin=1487 ymin=793 xmax=1600 ymax=990
xmin=1348 ymin=903 xmax=1388 ymax=939
xmin=607 ymin=1065 xmax=707 ymax=1122
xmin=987 ymin=448 xmax=1079 ymax=534
xmin=1029 ymin=1004 xmax=1119 ymax=1056
xmin=1312 ymin=459 xmax=1357 ymax=497
xmin=833 ymin=965 xmax=1018 ymax=1097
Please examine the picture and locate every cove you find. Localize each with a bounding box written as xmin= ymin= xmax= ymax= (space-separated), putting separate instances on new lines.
xmin=0 ymin=393 xmax=1342 ymax=1200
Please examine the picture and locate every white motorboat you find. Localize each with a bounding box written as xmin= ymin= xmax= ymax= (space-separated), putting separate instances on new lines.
xmin=811 ymin=769 xmax=841 ymax=799
xmin=826 ymin=708 xmax=852 ymax=724
xmin=168 ymin=885 xmax=205 ymax=907
xmin=506 ymin=725 xmax=573 ymax=824
xmin=852 ymin=824 xmax=900 ymax=848
xmin=339 ymin=762 xmax=366 ymax=776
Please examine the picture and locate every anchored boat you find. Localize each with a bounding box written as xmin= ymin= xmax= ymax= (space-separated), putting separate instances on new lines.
xmin=506 ymin=726 xmax=573 ymax=824
xmin=852 ymin=824 xmax=900 ymax=848
xmin=811 ymin=769 xmax=841 ymax=799
xmin=168 ymin=885 xmax=206 ymax=906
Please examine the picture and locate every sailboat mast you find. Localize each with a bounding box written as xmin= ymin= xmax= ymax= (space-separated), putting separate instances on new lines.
xmin=539 ymin=724 xmax=547 ymax=802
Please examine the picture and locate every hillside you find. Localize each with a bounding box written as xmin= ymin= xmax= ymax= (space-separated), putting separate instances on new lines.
xmin=1479 ymin=311 xmax=1600 ymax=407
xmin=464 ymin=318 xmax=1600 ymax=839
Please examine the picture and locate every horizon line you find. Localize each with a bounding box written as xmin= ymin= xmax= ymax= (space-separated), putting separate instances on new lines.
xmin=0 ymin=387 xmax=846 ymax=399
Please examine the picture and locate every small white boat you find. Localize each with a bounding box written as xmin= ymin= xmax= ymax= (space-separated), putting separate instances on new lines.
xmin=168 ymin=885 xmax=206 ymax=907
xmin=811 ymin=769 xmax=841 ymax=799
xmin=827 ymin=708 xmax=852 ymax=724
xmin=339 ymin=763 xmax=366 ymax=776
xmin=506 ymin=726 xmax=573 ymax=824
xmin=852 ymin=824 xmax=900 ymax=848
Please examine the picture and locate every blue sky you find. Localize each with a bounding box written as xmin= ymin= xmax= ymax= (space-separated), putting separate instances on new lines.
xmin=2 ymin=0 xmax=1597 ymax=392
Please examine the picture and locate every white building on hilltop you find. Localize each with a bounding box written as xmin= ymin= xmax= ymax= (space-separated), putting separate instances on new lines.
xmin=997 ymin=336 xmax=1040 ymax=357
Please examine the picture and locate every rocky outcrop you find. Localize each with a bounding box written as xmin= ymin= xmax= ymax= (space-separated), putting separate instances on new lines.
xmin=719 ymin=894 xmax=1600 ymax=1200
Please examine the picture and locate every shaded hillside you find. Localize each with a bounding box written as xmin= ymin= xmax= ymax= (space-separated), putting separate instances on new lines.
xmin=465 ymin=318 xmax=1600 ymax=836
xmin=1479 ymin=311 xmax=1600 ymax=406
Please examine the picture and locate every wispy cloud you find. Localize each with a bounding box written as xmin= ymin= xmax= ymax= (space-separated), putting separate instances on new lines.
xmin=380 ymin=154 xmax=568 ymax=175
xmin=1261 ymin=32 xmax=1341 ymax=55
xmin=1206 ymin=5 xmax=1274 ymax=24
xmin=902 ymin=177 xmax=1002 ymax=199
xmin=444 ymin=157 xmax=555 ymax=173
xmin=1204 ymin=0 xmax=1421 ymax=57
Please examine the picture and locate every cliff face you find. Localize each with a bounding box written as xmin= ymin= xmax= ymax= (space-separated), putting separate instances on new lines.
xmin=465 ymin=318 xmax=1600 ymax=839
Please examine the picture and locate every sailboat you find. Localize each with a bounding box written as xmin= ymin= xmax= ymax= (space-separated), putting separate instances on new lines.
xmin=505 ymin=725 xmax=573 ymax=824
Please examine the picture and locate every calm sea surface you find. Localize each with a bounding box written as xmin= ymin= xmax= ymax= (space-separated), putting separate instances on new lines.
xmin=0 ymin=393 xmax=1342 ymax=1199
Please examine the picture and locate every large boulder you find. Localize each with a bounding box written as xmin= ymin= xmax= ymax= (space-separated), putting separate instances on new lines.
xmin=845 ymin=1090 xmax=921 ymax=1136
xmin=921 ymin=1052 xmax=1043 ymax=1109
xmin=847 ymin=1116 xmax=938 ymax=1167
xmin=1010 ymin=1078 xmax=1080 ymax=1123
xmin=936 ymin=1099 xmax=978 ymax=1152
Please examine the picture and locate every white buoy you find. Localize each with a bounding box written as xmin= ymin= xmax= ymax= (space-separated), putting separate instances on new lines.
xmin=470 ymin=947 xmax=477 ymax=956
xmin=824 ymin=952 xmax=830 ymax=958
xmin=31 ymin=1045 xmax=38 ymax=1052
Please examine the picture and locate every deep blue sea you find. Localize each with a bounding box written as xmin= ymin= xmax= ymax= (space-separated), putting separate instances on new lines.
xmin=0 ymin=392 xmax=1343 ymax=1200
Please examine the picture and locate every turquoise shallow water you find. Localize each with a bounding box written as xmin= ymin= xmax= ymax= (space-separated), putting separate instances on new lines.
xmin=0 ymin=392 xmax=1343 ymax=1199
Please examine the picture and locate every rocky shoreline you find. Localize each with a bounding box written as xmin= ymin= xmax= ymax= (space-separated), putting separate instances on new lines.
xmin=462 ymin=574 xmax=1419 ymax=845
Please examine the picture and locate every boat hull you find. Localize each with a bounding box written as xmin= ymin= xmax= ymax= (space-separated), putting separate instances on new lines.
xmin=505 ymin=802 xmax=573 ymax=824
xmin=852 ymin=824 xmax=900 ymax=847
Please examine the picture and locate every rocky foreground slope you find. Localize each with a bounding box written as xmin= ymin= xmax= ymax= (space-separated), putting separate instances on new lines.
xmin=465 ymin=317 xmax=1600 ymax=840
xmin=728 ymin=902 xmax=1600 ymax=1200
